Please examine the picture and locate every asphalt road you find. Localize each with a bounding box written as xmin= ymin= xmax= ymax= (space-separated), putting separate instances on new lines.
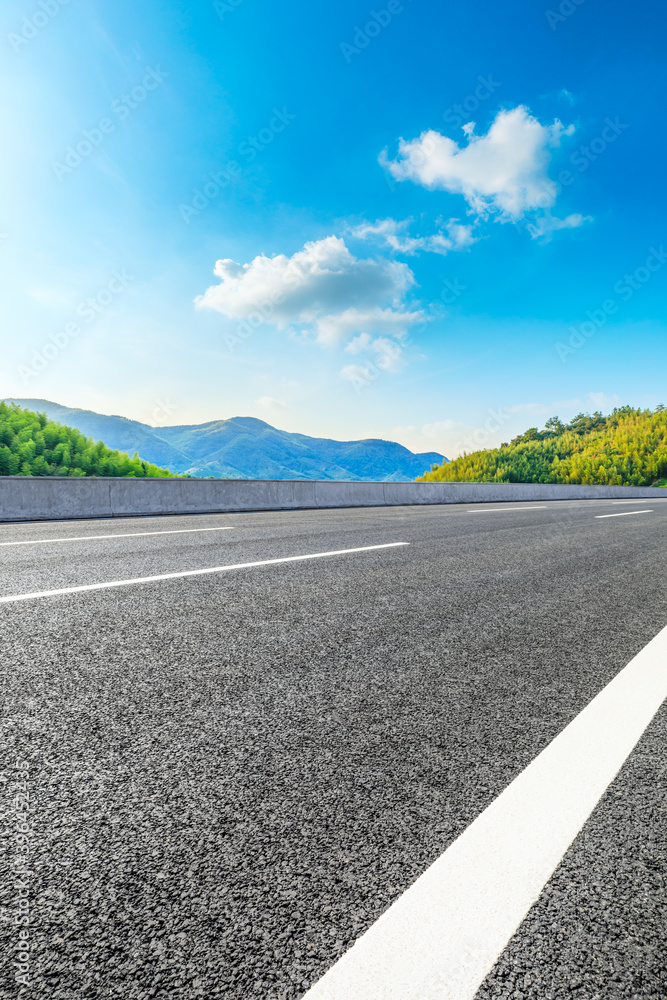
xmin=1 ymin=499 xmax=666 ymax=999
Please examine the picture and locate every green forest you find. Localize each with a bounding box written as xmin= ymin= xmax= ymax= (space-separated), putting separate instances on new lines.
xmin=0 ymin=402 xmax=177 ymax=478
xmin=419 ymin=406 xmax=667 ymax=487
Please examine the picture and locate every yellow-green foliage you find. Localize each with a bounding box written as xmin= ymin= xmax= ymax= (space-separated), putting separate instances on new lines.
xmin=419 ymin=406 xmax=667 ymax=487
xmin=0 ymin=402 xmax=177 ymax=478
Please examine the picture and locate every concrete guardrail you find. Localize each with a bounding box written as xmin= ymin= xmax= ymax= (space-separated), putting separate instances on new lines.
xmin=0 ymin=477 xmax=665 ymax=522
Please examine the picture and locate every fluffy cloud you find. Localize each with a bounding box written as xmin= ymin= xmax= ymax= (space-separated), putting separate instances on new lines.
xmin=196 ymin=235 xmax=420 ymax=346
xmin=316 ymin=306 xmax=422 ymax=346
xmin=349 ymin=217 xmax=476 ymax=256
xmin=381 ymin=106 xmax=583 ymax=229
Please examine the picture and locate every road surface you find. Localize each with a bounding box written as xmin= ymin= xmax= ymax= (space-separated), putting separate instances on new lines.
xmin=1 ymin=499 xmax=666 ymax=999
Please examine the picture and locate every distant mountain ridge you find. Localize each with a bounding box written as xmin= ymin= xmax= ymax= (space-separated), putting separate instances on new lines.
xmin=4 ymin=399 xmax=446 ymax=481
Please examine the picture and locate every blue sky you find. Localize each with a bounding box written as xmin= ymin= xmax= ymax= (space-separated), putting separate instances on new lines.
xmin=1 ymin=0 xmax=666 ymax=457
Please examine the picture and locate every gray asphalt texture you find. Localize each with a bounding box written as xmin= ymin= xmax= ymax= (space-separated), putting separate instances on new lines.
xmin=1 ymin=499 xmax=666 ymax=999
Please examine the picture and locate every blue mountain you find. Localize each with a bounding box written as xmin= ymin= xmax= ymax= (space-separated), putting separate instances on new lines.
xmin=5 ymin=400 xmax=446 ymax=481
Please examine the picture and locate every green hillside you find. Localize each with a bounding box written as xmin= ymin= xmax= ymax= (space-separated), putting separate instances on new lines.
xmin=5 ymin=398 xmax=445 ymax=481
xmin=0 ymin=402 xmax=177 ymax=478
xmin=419 ymin=406 xmax=667 ymax=486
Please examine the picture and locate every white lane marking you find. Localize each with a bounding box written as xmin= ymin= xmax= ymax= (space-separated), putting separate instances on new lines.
xmin=467 ymin=506 xmax=546 ymax=513
xmin=0 ymin=542 xmax=409 ymax=604
xmin=595 ymin=510 xmax=653 ymax=519
xmin=0 ymin=526 xmax=234 ymax=547
xmin=303 ymin=624 xmax=667 ymax=1000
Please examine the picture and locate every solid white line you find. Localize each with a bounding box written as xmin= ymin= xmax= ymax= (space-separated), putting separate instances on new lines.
xmin=467 ymin=506 xmax=547 ymax=513
xmin=303 ymin=624 xmax=667 ymax=1000
xmin=0 ymin=542 xmax=409 ymax=604
xmin=0 ymin=526 xmax=235 ymax=547
xmin=595 ymin=510 xmax=653 ymax=519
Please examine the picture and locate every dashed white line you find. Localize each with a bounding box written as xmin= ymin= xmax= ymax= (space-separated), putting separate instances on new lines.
xmin=0 ymin=542 xmax=409 ymax=604
xmin=595 ymin=510 xmax=653 ymax=519
xmin=303 ymin=623 xmax=667 ymax=1000
xmin=0 ymin=526 xmax=235 ymax=547
xmin=467 ymin=506 xmax=547 ymax=513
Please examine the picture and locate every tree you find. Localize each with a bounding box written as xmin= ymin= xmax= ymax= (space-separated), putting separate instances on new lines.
xmin=543 ymin=416 xmax=565 ymax=435
xmin=0 ymin=402 xmax=179 ymax=479
xmin=418 ymin=406 xmax=667 ymax=488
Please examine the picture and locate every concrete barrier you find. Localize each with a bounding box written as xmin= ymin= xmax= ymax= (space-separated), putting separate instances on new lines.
xmin=0 ymin=476 xmax=665 ymax=522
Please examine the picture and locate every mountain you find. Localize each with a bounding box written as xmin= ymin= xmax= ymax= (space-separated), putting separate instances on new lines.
xmin=4 ymin=399 xmax=191 ymax=470
xmin=4 ymin=400 xmax=445 ymax=481
xmin=0 ymin=401 xmax=175 ymax=478
xmin=419 ymin=405 xmax=667 ymax=486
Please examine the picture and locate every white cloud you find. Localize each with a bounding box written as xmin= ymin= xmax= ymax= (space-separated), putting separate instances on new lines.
xmin=349 ymin=216 xmax=476 ymax=256
xmin=344 ymin=332 xmax=372 ymax=353
xmin=370 ymin=337 xmax=405 ymax=372
xmin=196 ymin=236 xmax=419 ymax=347
xmin=339 ymin=336 xmax=406 ymax=388
xmin=526 ymin=211 xmax=592 ymax=241
xmin=381 ymin=106 xmax=583 ymax=230
xmin=442 ymin=219 xmax=477 ymax=248
xmin=315 ymin=305 xmax=422 ymax=347
xmin=196 ymin=236 xmax=427 ymax=383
